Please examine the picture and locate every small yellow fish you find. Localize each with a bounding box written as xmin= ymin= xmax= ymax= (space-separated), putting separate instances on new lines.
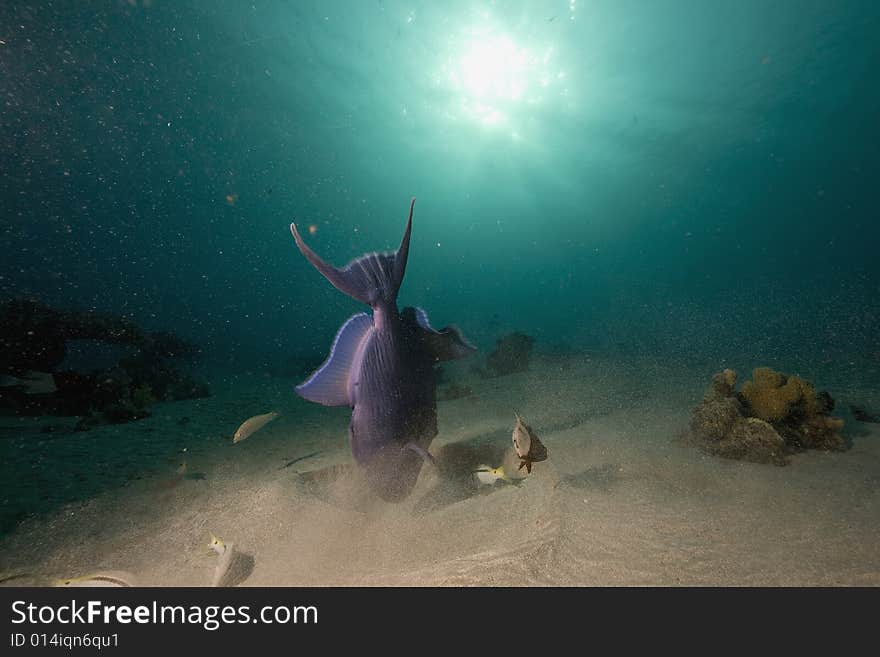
xmin=474 ymin=465 xmax=510 ymax=485
xmin=233 ymin=411 xmax=280 ymax=443
xmin=54 ymin=571 xmax=137 ymax=587
xmin=208 ymin=533 xmax=227 ymax=556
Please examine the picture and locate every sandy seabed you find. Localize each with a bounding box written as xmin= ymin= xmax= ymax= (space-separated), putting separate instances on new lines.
xmin=1 ymin=354 xmax=878 ymax=586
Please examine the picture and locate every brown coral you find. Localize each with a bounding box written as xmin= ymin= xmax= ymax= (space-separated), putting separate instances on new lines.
xmin=686 ymin=367 xmax=847 ymax=465
xmin=740 ymin=367 xmax=832 ymax=424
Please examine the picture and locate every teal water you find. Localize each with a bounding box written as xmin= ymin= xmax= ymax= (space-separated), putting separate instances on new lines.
xmin=1 ymin=2 xmax=879 ymax=546
xmin=3 ymin=0 xmax=878 ymax=365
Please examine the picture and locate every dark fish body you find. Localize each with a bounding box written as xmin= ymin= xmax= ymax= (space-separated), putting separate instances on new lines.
xmin=290 ymin=199 xmax=475 ymax=501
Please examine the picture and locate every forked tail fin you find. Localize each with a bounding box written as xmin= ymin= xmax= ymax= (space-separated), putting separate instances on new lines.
xmin=290 ymin=198 xmax=414 ymax=307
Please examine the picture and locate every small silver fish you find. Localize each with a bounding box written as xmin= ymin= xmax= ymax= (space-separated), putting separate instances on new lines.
xmin=233 ymin=411 xmax=280 ymax=443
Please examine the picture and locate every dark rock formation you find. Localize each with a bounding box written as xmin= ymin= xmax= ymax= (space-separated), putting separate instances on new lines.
xmin=0 ymin=298 xmax=209 ymax=427
xmin=0 ymin=298 xmax=145 ymax=373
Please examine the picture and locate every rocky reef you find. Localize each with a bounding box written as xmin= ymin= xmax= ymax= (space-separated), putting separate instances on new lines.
xmin=0 ymin=298 xmax=209 ymax=429
xmin=473 ymin=332 xmax=535 ymax=378
xmin=0 ymin=298 xmax=145 ymax=373
xmin=685 ymin=367 xmax=846 ymax=465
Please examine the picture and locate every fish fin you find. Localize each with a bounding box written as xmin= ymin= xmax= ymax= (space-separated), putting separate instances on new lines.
xmin=408 ymin=307 xmax=477 ymax=361
xmin=291 ymin=198 xmax=414 ymax=306
xmin=412 ymin=307 xmax=434 ymax=331
xmin=527 ymin=431 xmax=548 ymax=461
xmin=296 ymin=313 xmax=373 ymax=406
xmin=530 ymin=442 xmax=548 ymax=462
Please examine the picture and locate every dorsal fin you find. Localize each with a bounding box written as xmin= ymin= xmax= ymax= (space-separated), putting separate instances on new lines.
xmin=405 ymin=306 xmax=477 ymax=362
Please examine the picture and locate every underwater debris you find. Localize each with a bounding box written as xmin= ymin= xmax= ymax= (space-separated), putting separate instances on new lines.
xmin=475 ymin=332 xmax=535 ymax=378
xmin=233 ymin=411 xmax=280 ymax=443
xmin=511 ymin=413 xmax=548 ymax=473
xmin=686 ymin=367 xmax=847 ymax=465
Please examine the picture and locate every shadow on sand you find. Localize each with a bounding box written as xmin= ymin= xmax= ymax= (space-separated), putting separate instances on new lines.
xmin=413 ymin=432 xmax=523 ymax=515
xmin=554 ymin=463 xmax=622 ymax=493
